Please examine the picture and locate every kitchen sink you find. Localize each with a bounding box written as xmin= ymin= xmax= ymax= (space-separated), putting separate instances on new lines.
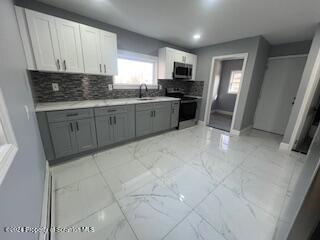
xmin=136 ymin=98 xmax=155 ymax=101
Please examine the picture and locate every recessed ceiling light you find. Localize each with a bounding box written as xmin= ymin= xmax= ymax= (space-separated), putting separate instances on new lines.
xmin=193 ymin=34 xmax=201 ymax=40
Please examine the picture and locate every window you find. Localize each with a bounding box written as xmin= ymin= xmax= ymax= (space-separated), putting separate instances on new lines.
xmin=0 ymin=88 xmax=18 ymax=186
xmin=228 ymin=70 xmax=242 ymax=94
xmin=114 ymin=50 xmax=158 ymax=89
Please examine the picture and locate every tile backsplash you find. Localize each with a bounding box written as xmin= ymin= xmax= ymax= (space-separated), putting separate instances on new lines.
xmin=29 ymin=71 xmax=204 ymax=102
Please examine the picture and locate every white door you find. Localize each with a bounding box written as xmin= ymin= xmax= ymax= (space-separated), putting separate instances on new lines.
xmin=254 ymin=56 xmax=307 ymax=135
xmin=25 ymin=9 xmax=61 ymax=71
xmin=55 ymin=18 xmax=84 ymax=73
xmin=80 ymin=25 xmax=102 ymax=74
xmin=99 ymin=30 xmax=118 ymax=76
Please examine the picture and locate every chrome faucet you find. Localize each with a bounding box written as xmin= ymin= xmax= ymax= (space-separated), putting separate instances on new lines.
xmin=139 ymin=83 xmax=148 ymax=98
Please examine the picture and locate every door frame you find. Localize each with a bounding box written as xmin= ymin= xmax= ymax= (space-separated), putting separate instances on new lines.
xmin=204 ymin=53 xmax=249 ymax=134
xmin=287 ymin=49 xmax=320 ymax=150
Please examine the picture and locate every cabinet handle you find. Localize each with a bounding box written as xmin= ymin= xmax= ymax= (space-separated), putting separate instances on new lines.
xmin=109 ymin=116 xmax=112 ymax=125
xmin=104 ymin=64 xmax=106 ymax=73
xmin=154 ymin=110 xmax=156 ymax=117
xmin=172 ymin=108 xmax=174 ymax=114
xmin=66 ymin=113 xmax=78 ymax=117
xmin=57 ymin=59 xmax=61 ymax=70
xmin=76 ymin=122 xmax=79 ymax=131
xmin=69 ymin=122 xmax=73 ymax=132
xmin=150 ymin=111 xmax=153 ymax=117
xmin=114 ymin=116 xmax=116 ymax=125
xmin=63 ymin=60 xmax=67 ymax=71
xmin=100 ymin=64 xmax=102 ymax=73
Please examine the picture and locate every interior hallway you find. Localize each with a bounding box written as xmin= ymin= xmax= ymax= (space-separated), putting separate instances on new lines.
xmin=208 ymin=112 xmax=233 ymax=132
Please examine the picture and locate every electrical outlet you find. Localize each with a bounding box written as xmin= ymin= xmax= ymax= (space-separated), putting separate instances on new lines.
xmin=108 ymin=84 xmax=113 ymax=91
xmin=159 ymin=85 xmax=162 ymax=90
xmin=52 ymin=83 xmax=59 ymax=91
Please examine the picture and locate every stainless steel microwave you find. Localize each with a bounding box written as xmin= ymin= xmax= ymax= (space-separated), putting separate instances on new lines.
xmin=173 ymin=62 xmax=192 ymax=79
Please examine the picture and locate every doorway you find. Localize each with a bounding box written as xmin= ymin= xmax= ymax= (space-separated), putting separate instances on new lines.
xmin=294 ymin=79 xmax=320 ymax=154
xmin=254 ymin=55 xmax=307 ymax=135
xmin=204 ymin=53 xmax=248 ymax=133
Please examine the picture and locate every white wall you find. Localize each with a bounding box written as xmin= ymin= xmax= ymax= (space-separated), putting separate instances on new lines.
xmin=193 ymin=36 xmax=270 ymax=130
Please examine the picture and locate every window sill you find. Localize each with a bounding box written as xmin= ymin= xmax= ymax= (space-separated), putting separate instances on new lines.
xmin=0 ymin=144 xmax=18 ymax=186
xmin=113 ymin=84 xmax=159 ymax=90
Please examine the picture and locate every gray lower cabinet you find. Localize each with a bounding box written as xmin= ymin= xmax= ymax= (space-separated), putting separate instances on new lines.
xmin=49 ymin=118 xmax=97 ymax=158
xmin=153 ymin=103 xmax=171 ymax=132
xmin=75 ymin=118 xmax=98 ymax=153
xmin=95 ymin=116 xmax=114 ymax=147
xmin=171 ymin=101 xmax=180 ymax=128
xmin=136 ymin=109 xmax=153 ymax=137
xmin=136 ymin=102 xmax=172 ymax=137
xmin=95 ymin=105 xmax=135 ymax=147
xmin=37 ymin=101 xmax=178 ymax=162
xmin=49 ymin=121 xmax=77 ymax=158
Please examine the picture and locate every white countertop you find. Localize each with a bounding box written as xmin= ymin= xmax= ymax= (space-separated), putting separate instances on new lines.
xmin=35 ymin=97 xmax=181 ymax=112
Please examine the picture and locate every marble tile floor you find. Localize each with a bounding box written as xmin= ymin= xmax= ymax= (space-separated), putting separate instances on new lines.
xmin=51 ymin=125 xmax=305 ymax=240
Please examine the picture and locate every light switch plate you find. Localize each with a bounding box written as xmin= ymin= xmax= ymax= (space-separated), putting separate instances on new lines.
xmin=52 ymin=83 xmax=59 ymax=91
xmin=108 ymin=84 xmax=113 ymax=91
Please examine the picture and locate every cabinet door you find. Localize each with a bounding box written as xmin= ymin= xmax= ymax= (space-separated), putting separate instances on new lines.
xmin=171 ymin=101 xmax=180 ymax=128
xmin=100 ymin=30 xmax=118 ymax=76
xmin=49 ymin=121 xmax=77 ymax=158
xmin=25 ymin=9 xmax=61 ymax=71
xmin=136 ymin=110 xmax=153 ymax=137
xmin=113 ymin=112 xmax=129 ymax=143
xmin=153 ymin=103 xmax=171 ymax=132
xmin=75 ymin=118 xmax=97 ymax=153
xmin=80 ymin=25 xmax=102 ymax=74
xmin=55 ymin=18 xmax=84 ymax=73
xmin=95 ymin=116 xmax=114 ymax=147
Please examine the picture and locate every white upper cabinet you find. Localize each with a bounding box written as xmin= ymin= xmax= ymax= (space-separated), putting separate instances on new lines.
xmin=158 ymin=47 xmax=197 ymax=80
xmin=55 ymin=18 xmax=84 ymax=73
xmin=17 ymin=8 xmax=118 ymax=75
xmin=25 ymin=9 xmax=61 ymax=72
xmin=100 ymin=30 xmax=118 ymax=76
xmin=80 ymin=25 xmax=102 ymax=74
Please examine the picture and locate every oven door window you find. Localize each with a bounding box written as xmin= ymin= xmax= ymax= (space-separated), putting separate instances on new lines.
xmin=180 ymin=102 xmax=197 ymax=121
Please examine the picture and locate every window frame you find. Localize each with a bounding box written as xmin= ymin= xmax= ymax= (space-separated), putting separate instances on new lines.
xmin=113 ymin=50 xmax=159 ymax=89
xmin=0 ymin=88 xmax=18 ymax=186
xmin=228 ymin=70 xmax=242 ymax=94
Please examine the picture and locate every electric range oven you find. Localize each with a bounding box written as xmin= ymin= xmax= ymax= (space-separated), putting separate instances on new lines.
xmin=166 ymin=88 xmax=199 ymax=129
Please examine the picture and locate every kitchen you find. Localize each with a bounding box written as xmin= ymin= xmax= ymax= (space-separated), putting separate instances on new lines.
xmin=1 ymin=1 xmax=320 ymax=240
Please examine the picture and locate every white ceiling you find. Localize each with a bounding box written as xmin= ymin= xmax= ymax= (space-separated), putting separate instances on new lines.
xmin=38 ymin=0 xmax=320 ymax=49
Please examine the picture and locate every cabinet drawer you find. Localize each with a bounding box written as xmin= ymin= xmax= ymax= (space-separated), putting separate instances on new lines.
xmin=136 ymin=103 xmax=154 ymax=111
xmin=94 ymin=105 xmax=128 ymax=117
xmin=47 ymin=108 xmax=93 ymax=123
xmin=154 ymin=101 xmax=171 ymax=109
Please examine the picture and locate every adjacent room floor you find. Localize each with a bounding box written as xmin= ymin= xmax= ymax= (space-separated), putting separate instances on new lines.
xmin=208 ymin=112 xmax=233 ymax=132
xmin=52 ymin=125 xmax=305 ymax=240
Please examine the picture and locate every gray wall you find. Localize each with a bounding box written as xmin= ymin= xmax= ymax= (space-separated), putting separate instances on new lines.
xmin=14 ymin=0 xmax=188 ymax=56
xmin=283 ymin=25 xmax=320 ymax=143
xmin=269 ymin=40 xmax=312 ymax=57
xmin=193 ymin=36 xmax=270 ymax=130
xmin=213 ymin=59 xmax=244 ymax=113
xmin=0 ymin=0 xmax=46 ymax=239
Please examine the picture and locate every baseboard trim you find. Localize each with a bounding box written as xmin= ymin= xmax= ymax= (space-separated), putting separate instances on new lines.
xmin=39 ymin=162 xmax=50 ymax=240
xmin=212 ymin=109 xmax=233 ymax=116
xmin=230 ymin=125 xmax=253 ymax=136
xmin=197 ymin=120 xmax=205 ymax=126
xmin=279 ymin=142 xmax=290 ymax=151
